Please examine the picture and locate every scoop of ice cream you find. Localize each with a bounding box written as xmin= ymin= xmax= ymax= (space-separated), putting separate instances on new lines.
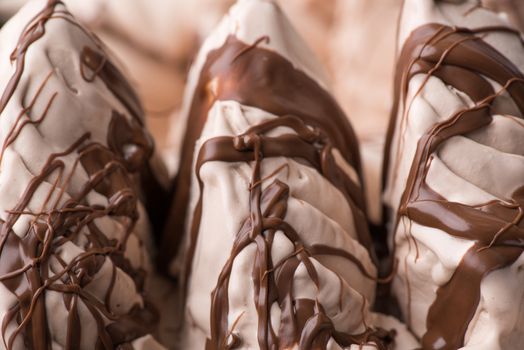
xmin=383 ymin=1 xmax=524 ymax=349
xmin=159 ymin=0 xmax=418 ymax=348
xmin=0 ymin=1 xmax=170 ymax=349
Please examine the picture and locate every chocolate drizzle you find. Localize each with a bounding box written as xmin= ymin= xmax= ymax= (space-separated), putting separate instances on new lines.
xmin=160 ymin=35 xmax=372 ymax=270
xmin=161 ymin=35 xmax=392 ymax=348
xmin=0 ymin=1 xmax=160 ymax=348
xmin=77 ymin=7 xmax=168 ymax=241
xmin=384 ymin=23 xmax=524 ymax=349
xmin=80 ymin=46 xmax=145 ymax=125
xmin=198 ymin=119 xmax=392 ymax=349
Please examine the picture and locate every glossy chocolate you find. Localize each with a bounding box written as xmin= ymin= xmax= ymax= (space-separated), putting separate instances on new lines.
xmin=384 ymin=22 xmax=524 ymax=350
xmin=160 ymin=35 xmax=372 ymax=269
xmin=0 ymin=1 xmax=162 ymax=348
xmin=161 ymin=32 xmax=392 ymax=348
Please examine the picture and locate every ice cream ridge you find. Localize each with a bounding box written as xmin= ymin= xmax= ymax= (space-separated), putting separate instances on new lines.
xmin=0 ymin=0 xmax=168 ymax=349
xmin=383 ymin=0 xmax=524 ymax=349
xmin=159 ymin=0 xmax=417 ymax=349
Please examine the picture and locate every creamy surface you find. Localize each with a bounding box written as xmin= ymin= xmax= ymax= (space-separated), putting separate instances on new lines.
xmin=164 ymin=0 xmax=418 ymax=349
xmin=0 ymin=1 xmax=169 ymax=349
xmin=383 ymin=0 xmax=524 ymax=349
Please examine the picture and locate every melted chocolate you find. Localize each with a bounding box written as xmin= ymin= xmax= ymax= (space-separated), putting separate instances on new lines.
xmin=160 ymin=35 xmax=372 ymax=270
xmin=384 ymin=23 xmax=524 ymax=349
xmin=198 ymin=122 xmax=391 ymax=349
xmin=0 ymin=1 xmax=161 ymax=348
xmin=77 ymin=7 xmax=169 ymax=241
xmin=161 ymin=35 xmax=391 ymax=348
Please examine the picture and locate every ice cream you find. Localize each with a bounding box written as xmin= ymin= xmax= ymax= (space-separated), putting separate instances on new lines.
xmin=0 ymin=0 xmax=234 ymax=173
xmin=159 ymin=0 xmax=418 ymax=348
xmin=383 ymin=0 xmax=524 ymax=349
xmin=0 ymin=0 xmax=170 ymax=349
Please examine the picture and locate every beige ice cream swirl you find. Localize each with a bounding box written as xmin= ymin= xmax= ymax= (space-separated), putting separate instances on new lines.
xmin=384 ymin=0 xmax=524 ymax=349
xmin=160 ymin=0 xmax=419 ymax=349
xmin=0 ymin=0 xmax=167 ymax=349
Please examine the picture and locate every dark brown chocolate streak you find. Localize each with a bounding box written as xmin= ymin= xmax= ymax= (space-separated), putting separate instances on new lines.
xmin=0 ymin=1 xmax=58 ymax=115
xmin=80 ymin=46 xmax=144 ymax=125
xmin=79 ymin=29 xmax=170 ymax=240
xmin=0 ymin=1 xmax=161 ymax=349
xmin=196 ymin=120 xmax=391 ymax=349
xmin=384 ymin=23 xmax=524 ymax=350
xmin=159 ymin=34 xmax=373 ymax=273
xmin=163 ymin=36 xmax=389 ymax=348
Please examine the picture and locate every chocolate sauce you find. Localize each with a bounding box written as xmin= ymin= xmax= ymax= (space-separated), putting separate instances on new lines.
xmin=78 ymin=7 xmax=169 ymax=241
xmin=198 ymin=122 xmax=391 ymax=349
xmin=160 ymin=35 xmax=372 ymax=270
xmin=161 ymin=35 xmax=391 ymax=348
xmin=80 ymin=47 xmax=144 ymax=125
xmin=384 ymin=23 xmax=524 ymax=349
xmin=0 ymin=1 xmax=161 ymax=348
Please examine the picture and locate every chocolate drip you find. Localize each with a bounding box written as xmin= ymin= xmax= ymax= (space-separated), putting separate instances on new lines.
xmin=79 ymin=41 xmax=169 ymax=240
xmin=0 ymin=1 xmax=160 ymax=349
xmin=384 ymin=23 xmax=524 ymax=349
xmin=163 ymin=36 xmax=391 ymax=348
xmin=0 ymin=1 xmax=58 ymax=116
xmin=76 ymin=17 xmax=169 ymax=240
xmin=159 ymin=35 xmax=373 ymax=271
xmin=80 ymin=46 xmax=144 ymax=125
xmin=198 ymin=117 xmax=391 ymax=349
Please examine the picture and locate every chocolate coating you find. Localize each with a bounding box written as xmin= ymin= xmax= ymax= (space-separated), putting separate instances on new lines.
xmin=160 ymin=34 xmax=372 ymax=271
xmin=161 ymin=26 xmax=392 ymax=348
xmin=0 ymin=1 xmax=164 ymax=348
xmin=384 ymin=22 xmax=524 ymax=350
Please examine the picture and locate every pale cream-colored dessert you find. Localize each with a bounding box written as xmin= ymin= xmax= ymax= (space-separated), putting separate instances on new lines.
xmin=0 ymin=1 xmax=171 ymax=348
xmin=383 ymin=0 xmax=524 ymax=349
xmin=0 ymin=0 xmax=234 ymax=173
xmin=160 ymin=0 xmax=419 ymax=349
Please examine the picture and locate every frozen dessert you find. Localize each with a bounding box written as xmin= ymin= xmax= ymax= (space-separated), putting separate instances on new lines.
xmin=0 ymin=0 xmax=170 ymax=348
xmin=160 ymin=0 xmax=418 ymax=348
xmin=0 ymin=0 xmax=234 ymax=173
xmin=383 ymin=0 xmax=524 ymax=349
